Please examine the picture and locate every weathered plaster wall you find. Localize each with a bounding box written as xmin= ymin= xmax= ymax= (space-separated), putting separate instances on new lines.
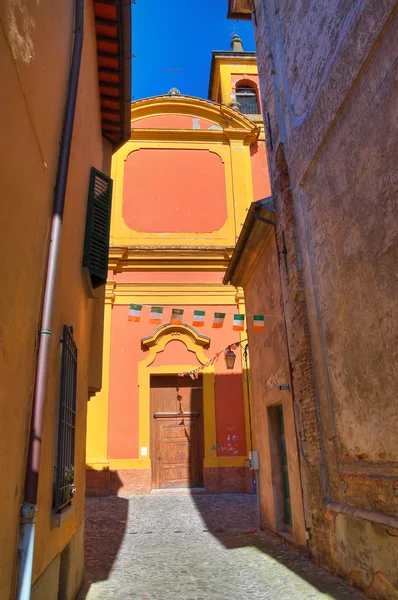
xmin=0 ymin=1 xmax=107 ymax=597
xmin=242 ymin=230 xmax=306 ymax=547
xmin=252 ymin=0 xmax=398 ymax=596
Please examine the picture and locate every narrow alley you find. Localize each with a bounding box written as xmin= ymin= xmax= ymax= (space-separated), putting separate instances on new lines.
xmin=78 ymin=495 xmax=363 ymax=600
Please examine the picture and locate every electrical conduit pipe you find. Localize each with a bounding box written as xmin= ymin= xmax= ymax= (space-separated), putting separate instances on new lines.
xmin=17 ymin=1 xmax=84 ymax=597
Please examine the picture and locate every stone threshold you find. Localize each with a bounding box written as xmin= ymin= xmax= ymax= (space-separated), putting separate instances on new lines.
xmin=150 ymin=487 xmax=207 ymax=495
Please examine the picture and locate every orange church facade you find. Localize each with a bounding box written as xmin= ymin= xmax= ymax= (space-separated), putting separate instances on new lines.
xmin=86 ymin=41 xmax=271 ymax=495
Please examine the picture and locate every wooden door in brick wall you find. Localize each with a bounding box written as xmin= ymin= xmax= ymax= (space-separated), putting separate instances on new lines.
xmin=150 ymin=375 xmax=204 ymax=489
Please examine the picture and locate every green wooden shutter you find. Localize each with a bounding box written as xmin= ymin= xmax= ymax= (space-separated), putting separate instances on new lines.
xmin=83 ymin=167 xmax=113 ymax=289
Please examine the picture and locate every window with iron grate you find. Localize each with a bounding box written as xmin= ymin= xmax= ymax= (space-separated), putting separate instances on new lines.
xmin=53 ymin=326 xmax=77 ymax=513
xmin=83 ymin=167 xmax=113 ymax=289
xmin=236 ymin=85 xmax=259 ymax=115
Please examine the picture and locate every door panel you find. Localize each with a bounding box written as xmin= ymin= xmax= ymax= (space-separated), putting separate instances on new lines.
xmin=150 ymin=375 xmax=203 ymax=489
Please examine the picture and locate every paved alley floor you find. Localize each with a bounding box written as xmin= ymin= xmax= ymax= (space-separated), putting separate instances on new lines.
xmin=78 ymin=494 xmax=364 ymax=600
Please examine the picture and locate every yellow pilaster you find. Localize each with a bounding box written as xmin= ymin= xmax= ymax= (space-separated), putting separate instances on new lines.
xmin=86 ymin=282 xmax=115 ymax=463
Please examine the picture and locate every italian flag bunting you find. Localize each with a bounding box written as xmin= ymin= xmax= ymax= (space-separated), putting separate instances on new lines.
xmin=149 ymin=306 xmax=163 ymax=324
xmin=212 ymin=312 xmax=225 ymax=329
xmin=233 ymin=314 xmax=245 ymax=331
xmin=192 ymin=310 xmax=205 ymax=327
xmin=171 ymin=308 xmax=184 ymax=324
xmin=128 ymin=303 xmax=142 ymax=322
xmin=253 ymin=315 xmax=265 ymax=332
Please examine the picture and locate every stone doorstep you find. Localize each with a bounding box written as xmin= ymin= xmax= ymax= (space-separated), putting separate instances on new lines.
xmin=150 ymin=487 xmax=207 ymax=496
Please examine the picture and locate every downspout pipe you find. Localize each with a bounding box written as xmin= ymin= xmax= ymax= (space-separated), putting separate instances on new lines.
xmin=17 ymin=2 xmax=84 ymax=598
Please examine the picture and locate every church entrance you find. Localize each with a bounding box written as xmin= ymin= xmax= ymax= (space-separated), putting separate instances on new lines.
xmin=150 ymin=375 xmax=204 ymax=489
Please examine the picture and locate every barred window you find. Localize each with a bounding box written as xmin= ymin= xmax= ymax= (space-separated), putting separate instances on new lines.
xmin=236 ymin=85 xmax=259 ymax=115
xmin=53 ymin=326 xmax=77 ymax=513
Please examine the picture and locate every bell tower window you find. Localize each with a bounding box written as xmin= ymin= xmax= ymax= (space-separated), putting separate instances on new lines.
xmin=236 ymin=84 xmax=259 ymax=115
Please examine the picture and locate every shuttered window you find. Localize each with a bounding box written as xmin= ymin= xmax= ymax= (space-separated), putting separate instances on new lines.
xmin=83 ymin=168 xmax=113 ymax=289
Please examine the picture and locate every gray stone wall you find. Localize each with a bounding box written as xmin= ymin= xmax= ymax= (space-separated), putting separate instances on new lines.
xmin=251 ymin=1 xmax=398 ymax=597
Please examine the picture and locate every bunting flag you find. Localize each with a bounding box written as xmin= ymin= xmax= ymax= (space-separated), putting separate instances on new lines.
xmin=192 ymin=310 xmax=205 ymax=327
xmin=233 ymin=314 xmax=245 ymax=331
xmin=212 ymin=312 xmax=226 ymax=329
xmin=128 ymin=303 xmax=273 ymax=333
xmin=171 ymin=308 xmax=184 ymax=324
xmin=149 ymin=306 xmax=163 ymax=324
xmin=128 ymin=303 xmax=142 ymax=322
xmin=253 ymin=315 xmax=265 ymax=332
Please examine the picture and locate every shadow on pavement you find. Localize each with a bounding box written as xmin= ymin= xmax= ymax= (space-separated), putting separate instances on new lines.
xmin=77 ymin=471 xmax=127 ymax=599
xmin=190 ymin=493 xmax=362 ymax=600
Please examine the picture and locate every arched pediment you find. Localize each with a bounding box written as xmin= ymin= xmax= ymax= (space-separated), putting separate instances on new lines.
xmin=130 ymin=95 xmax=259 ymax=137
xmin=141 ymin=322 xmax=210 ymax=350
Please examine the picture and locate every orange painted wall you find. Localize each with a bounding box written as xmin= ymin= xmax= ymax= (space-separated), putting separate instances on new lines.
xmin=107 ymin=303 xmax=246 ymax=460
xmin=122 ymin=148 xmax=227 ymax=233
xmin=250 ymin=141 xmax=271 ymax=201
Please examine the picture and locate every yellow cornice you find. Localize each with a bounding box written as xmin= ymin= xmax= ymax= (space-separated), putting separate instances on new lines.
xmin=130 ymin=96 xmax=259 ymax=138
xmin=129 ymin=127 xmax=258 ymax=144
xmin=110 ymin=281 xmax=238 ymax=305
xmin=213 ymin=56 xmax=258 ymax=67
xmin=108 ymin=246 xmax=234 ymax=272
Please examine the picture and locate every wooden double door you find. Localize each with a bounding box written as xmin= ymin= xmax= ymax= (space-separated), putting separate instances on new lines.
xmin=150 ymin=375 xmax=204 ymax=489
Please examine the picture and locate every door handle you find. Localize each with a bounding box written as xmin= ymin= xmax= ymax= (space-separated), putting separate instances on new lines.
xmin=158 ymin=454 xmax=162 ymax=460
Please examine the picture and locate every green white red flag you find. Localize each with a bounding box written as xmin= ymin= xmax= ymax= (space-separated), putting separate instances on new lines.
xmin=128 ymin=303 xmax=142 ymax=322
xmin=212 ymin=312 xmax=225 ymax=328
xmin=233 ymin=314 xmax=245 ymax=331
xmin=192 ymin=310 xmax=205 ymax=327
xmin=149 ymin=306 xmax=163 ymax=324
xmin=170 ymin=308 xmax=184 ymax=324
xmin=253 ymin=315 xmax=265 ymax=332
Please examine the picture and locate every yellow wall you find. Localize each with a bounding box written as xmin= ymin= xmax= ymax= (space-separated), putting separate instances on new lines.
xmin=0 ymin=1 xmax=108 ymax=597
xmin=85 ymin=47 xmax=269 ymax=503
xmin=209 ymin=57 xmax=259 ymax=105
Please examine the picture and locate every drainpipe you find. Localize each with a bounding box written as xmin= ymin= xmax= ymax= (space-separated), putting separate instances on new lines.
xmin=253 ymin=206 xmax=277 ymax=228
xmin=17 ymin=2 xmax=84 ymax=598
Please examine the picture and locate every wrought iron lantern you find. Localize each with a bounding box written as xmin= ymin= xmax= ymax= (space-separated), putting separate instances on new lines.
xmin=224 ymin=347 xmax=236 ymax=370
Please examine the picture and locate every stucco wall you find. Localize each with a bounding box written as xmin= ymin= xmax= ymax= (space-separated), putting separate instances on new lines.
xmin=242 ymin=230 xmax=306 ymax=547
xmin=107 ymin=301 xmax=246 ymax=461
xmin=0 ymin=1 xmax=107 ymax=597
xmin=252 ymin=0 xmax=398 ymax=596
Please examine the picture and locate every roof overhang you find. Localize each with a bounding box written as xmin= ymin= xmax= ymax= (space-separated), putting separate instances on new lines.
xmin=93 ymin=0 xmax=132 ymax=147
xmin=227 ymin=0 xmax=252 ymax=20
xmin=223 ymin=197 xmax=277 ymax=287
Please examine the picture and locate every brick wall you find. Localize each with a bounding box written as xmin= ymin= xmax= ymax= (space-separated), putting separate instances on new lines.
xmin=87 ymin=468 xmax=252 ymax=496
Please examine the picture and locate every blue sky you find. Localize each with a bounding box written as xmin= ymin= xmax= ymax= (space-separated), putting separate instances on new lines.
xmin=131 ymin=1 xmax=255 ymax=101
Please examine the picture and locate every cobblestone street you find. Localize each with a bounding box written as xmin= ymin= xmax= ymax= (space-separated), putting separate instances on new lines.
xmin=77 ymin=494 xmax=364 ymax=600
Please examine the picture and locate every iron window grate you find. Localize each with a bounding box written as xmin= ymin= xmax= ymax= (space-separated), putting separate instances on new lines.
xmin=53 ymin=325 xmax=77 ymax=513
xmin=236 ymin=87 xmax=259 ymax=115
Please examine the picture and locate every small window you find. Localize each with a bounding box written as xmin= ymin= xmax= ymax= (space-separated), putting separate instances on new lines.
xmin=236 ymin=85 xmax=259 ymax=115
xmin=53 ymin=326 xmax=77 ymax=513
xmin=83 ymin=167 xmax=113 ymax=289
